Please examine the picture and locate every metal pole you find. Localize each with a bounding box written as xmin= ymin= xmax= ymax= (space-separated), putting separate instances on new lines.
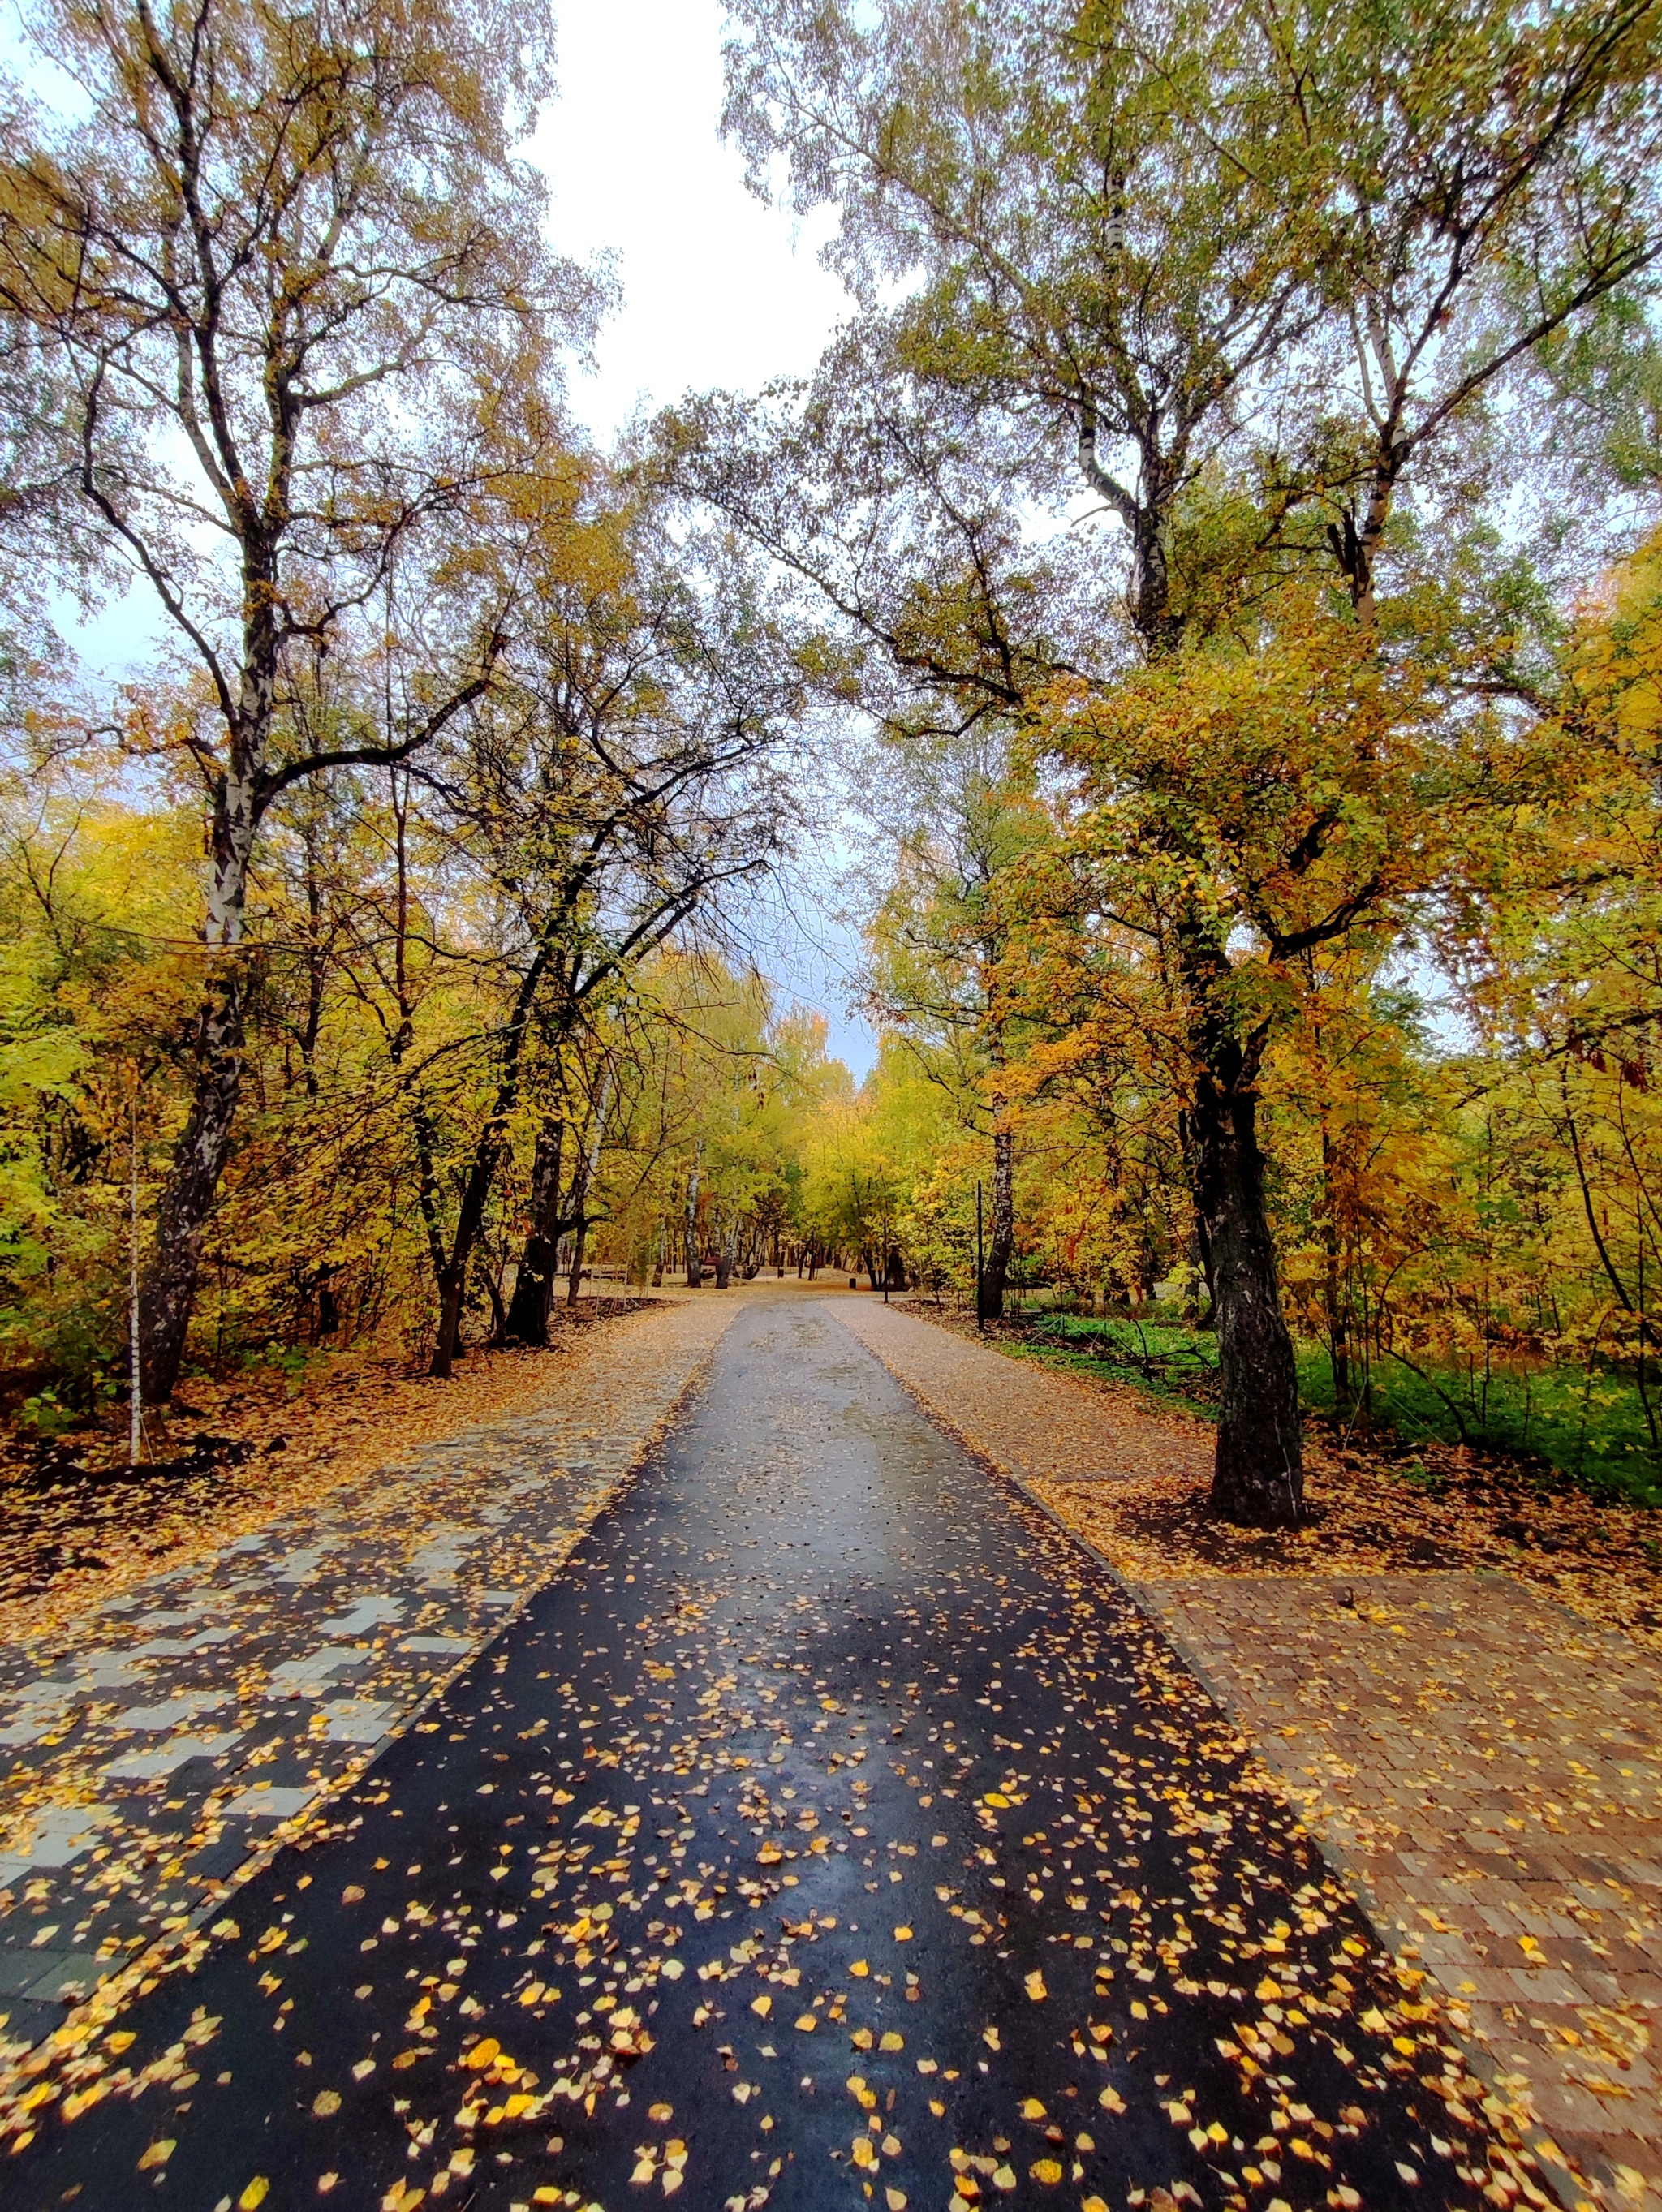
xmin=129 ymin=1084 xmax=142 ymax=1466
xmin=975 ymin=1181 xmax=985 ymax=1332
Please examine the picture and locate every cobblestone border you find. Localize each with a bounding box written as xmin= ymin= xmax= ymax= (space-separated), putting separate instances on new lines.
xmin=0 ymin=1297 xmax=738 ymax=2089
xmin=827 ymin=1299 xmax=1604 ymax=2212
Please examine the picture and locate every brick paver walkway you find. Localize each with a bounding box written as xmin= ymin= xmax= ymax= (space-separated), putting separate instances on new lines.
xmin=0 ymin=1295 xmax=736 ymax=2076
xmin=835 ymin=1299 xmax=1662 ymax=2210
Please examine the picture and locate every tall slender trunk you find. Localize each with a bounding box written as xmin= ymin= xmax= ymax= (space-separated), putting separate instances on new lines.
xmin=684 ymin=1145 xmax=703 ymax=1287
xmin=981 ymin=1117 xmax=1015 ymax=1318
xmin=430 ymin=955 xmax=547 ymax=1378
xmin=1189 ymin=1000 xmax=1302 ymax=1526
xmin=565 ymin=1064 xmax=614 ymax=1306
xmin=1319 ymin=1117 xmax=1357 ymax=1419
xmin=504 ymin=1118 xmax=566 ymax=1346
xmin=137 ymin=762 xmax=260 ymax=1403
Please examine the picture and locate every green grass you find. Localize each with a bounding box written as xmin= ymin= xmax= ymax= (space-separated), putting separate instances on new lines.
xmin=1025 ymin=1310 xmax=1662 ymax=1507
xmin=1298 ymin=1345 xmax=1662 ymax=1507
xmin=1024 ymin=1313 xmax=1221 ymax=1421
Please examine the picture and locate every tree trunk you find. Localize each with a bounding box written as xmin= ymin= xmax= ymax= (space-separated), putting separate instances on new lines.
xmin=1192 ymin=1045 xmax=1303 ymax=1526
xmin=137 ymin=767 xmax=260 ymax=1404
xmin=505 ymin=1119 xmax=566 ymax=1346
xmin=981 ymin=1118 xmax=1015 ymax=1319
xmin=430 ymin=955 xmax=548 ymax=1379
xmin=136 ymin=977 xmax=245 ymax=1402
xmin=684 ymin=1146 xmax=703 ymax=1287
xmin=1319 ymin=1119 xmax=1358 ymax=1420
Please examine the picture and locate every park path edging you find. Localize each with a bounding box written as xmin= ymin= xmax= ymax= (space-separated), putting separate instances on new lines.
xmin=829 ymin=1298 xmax=1660 ymax=2212
xmin=0 ymin=1294 xmax=740 ymax=2086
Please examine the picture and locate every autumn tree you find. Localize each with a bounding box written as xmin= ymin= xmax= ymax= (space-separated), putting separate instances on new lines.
xmin=420 ymin=497 xmax=799 ymax=1372
xmin=707 ymin=0 xmax=1662 ymax=1522
xmin=0 ymin=0 xmax=599 ymax=1401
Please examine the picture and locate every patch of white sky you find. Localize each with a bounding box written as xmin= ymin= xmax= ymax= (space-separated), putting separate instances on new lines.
xmin=8 ymin=0 xmax=890 ymax=1075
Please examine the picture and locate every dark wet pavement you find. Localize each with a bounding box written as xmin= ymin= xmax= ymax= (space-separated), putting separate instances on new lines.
xmin=9 ymin=1299 xmax=1502 ymax=2210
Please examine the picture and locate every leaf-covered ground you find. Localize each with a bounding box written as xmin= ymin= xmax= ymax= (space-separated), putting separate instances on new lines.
xmin=898 ymin=1305 xmax=1662 ymax=1654
xmin=0 ymin=1300 xmax=654 ymax=1644
xmin=0 ymin=1300 xmax=1538 ymax=2212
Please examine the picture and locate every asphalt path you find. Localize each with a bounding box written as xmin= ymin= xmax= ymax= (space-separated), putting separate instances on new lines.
xmin=10 ymin=1298 xmax=1500 ymax=2211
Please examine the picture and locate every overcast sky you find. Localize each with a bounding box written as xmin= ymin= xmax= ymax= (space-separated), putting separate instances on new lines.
xmin=19 ymin=0 xmax=880 ymax=1074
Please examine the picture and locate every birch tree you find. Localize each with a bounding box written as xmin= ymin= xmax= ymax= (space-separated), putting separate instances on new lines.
xmin=0 ymin=0 xmax=596 ymax=1400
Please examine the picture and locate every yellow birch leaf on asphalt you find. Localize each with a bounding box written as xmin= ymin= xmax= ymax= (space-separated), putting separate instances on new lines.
xmin=342 ymin=1886 xmax=364 ymax=1904
xmin=662 ymin=2173 xmax=683 ymax=2196
xmin=984 ymin=1793 xmax=1010 ymax=1809
xmin=238 ymin=2184 xmax=269 ymax=2212
xmin=1084 ymin=2199 xmax=1111 ymax=2212
xmin=851 ymin=2028 xmax=874 ymax=2049
xmin=1099 ymin=2087 xmax=1126 ymax=2114
xmin=880 ymin=2031 xmax=904 ymax=2051
xmin=850 ymin=1960 xmax=869 ymax=1977
xmin=1360 ymin=2008 xmax=1389 ymax=2032
xmin=1030 ymin=2158 xmax=1063 ymax=2184
xmin=108 ymin=2033 xmax=136 ymax=2055
xmin=893 ymin=1926 xmax=913 ymax=1942
xmin=137 ymin=2141 xmax=174 ymax=2171
xmin=795 ymin=2014 xmax=817 ymax=2032
xmin=1024 ymin=1971 xmax=1047 ymax=2001
xmin=465 ymin=2039 xmax=501 ymax=2069
xmin=751 ymin=1995 xmax=771 ymax=2017
xmin=887 ymin=2192 xmax=908 ymax=2210
xmin=853 ymin=2137 xmax=879 ymax=2171
xmin=649 ymin=2102 xmax=673 ymax=2123
xmin=983 ymin=2025 xmax=1001 ymax=2051
xmin=312 ymin=2089 xmax=341 ymax=2117
xmin=992 ymin=2167 xmax=1017 ymax=2192
xmin=1020 ymin=2098 xmax=1047 ymax=2119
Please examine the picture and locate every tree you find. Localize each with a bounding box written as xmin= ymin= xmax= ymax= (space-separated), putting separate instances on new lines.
xmin=856 ymin=730 xmax=1051 ymax=1314
xmin=0 ymin=0 xmax=597 ymax=1400
xmin=419 ymin=499 xmax=798 ymax=1373
xmin=713 ymin=0 xmax=1662 ymax=1522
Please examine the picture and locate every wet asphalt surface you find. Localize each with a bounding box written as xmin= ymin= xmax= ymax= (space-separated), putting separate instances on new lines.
xmin=9 ymin=1299 xmax=1503 ymax=2210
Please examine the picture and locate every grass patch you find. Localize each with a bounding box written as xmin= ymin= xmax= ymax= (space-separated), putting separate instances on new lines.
xmin=1030 ymin=1312 xmax=1662 ymax=1506
xmin=1298 ymin=1346 xmax=1662 ymax=1508
xmin=1024 ymin=1315 xmax=1220 ymax=1419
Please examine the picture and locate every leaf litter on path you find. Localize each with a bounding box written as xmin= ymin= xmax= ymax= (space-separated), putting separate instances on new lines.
xmin=0 ymin=1300 xmax=1546 ymax=2212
